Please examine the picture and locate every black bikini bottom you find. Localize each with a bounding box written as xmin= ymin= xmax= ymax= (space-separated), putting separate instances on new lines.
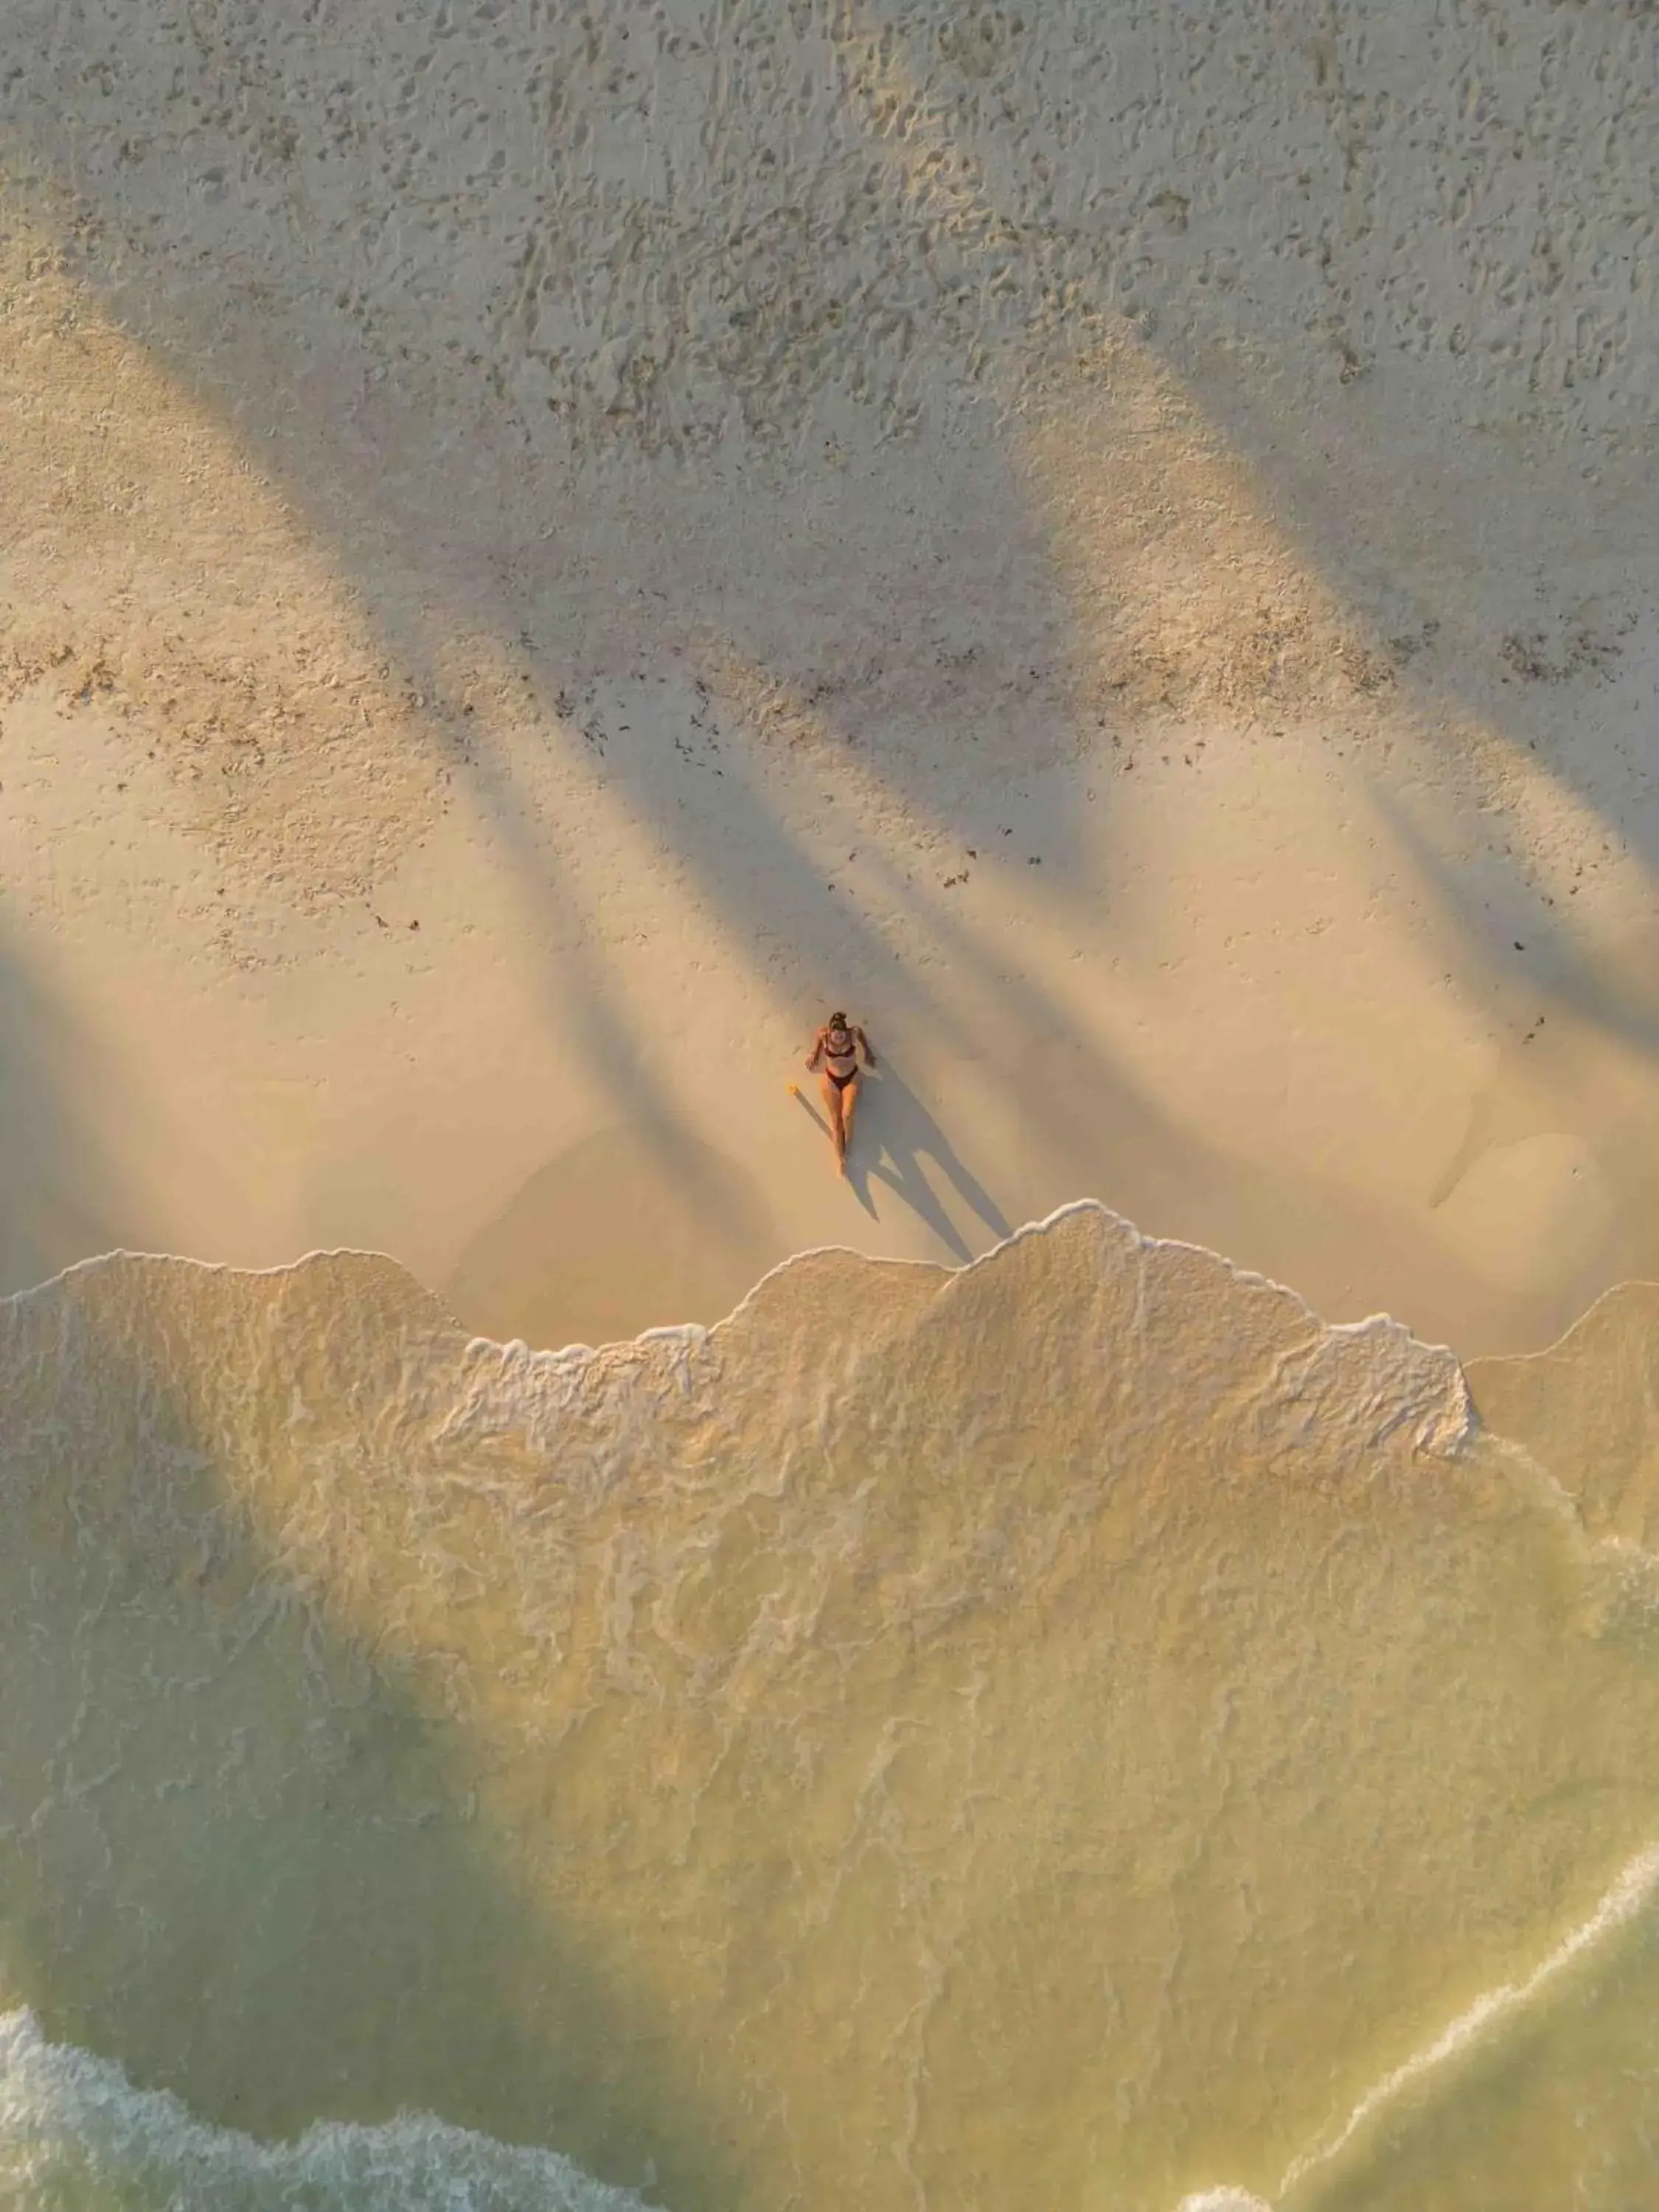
xmin=827 ymin=1066 xmax=858 ymax=1091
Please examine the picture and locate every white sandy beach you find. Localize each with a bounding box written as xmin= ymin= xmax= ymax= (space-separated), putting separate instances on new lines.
xmin=1 ymin=0 xmax=1656 ymax=1359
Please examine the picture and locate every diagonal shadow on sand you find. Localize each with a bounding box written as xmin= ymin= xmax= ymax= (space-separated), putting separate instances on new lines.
xmin=1 ymin=0 xmax=1656 ymax=1363
xmin=851 ymin=1060 xmax=1011 ymax=1262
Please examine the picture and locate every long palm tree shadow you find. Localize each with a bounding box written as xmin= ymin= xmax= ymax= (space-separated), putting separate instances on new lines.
xmin=408 ymin=653 xmax=1128 ymax=1240
xmin=7 ymin=14 xmax=1659 ymax=2208
xmin=0 ymin=930 xmax=731 ymax=2198
xmin=7 ymin=0 xmax=1651 ymax=1259
xmin=1 ymin=0 xmax=1650 ymax=938
xmin=383 ymin=684 xmax=746 ymax=1236
xmin=1366 ymin=774 xmax=1659 ymax=1066
xmin=0 ymin=916 xmax=153 ymax=1296
xmin=0 ymin=1253 xmax=740 ymax=2210
xmin=1164 ymin=355 xmax=1659 ymax=892
xmin=851 ymin=1062 xmax=1010 ymax=1263
xmin=522 ymin=686 xmax=1144 ymax=1228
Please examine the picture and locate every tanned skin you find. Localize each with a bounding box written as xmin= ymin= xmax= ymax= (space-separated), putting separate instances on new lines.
xmin=805 ymin=1015 xmax=876 ymax=1173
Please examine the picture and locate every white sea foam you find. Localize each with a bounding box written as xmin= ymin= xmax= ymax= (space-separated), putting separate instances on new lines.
xmin=1175 ymin=1844 xmax=1659 ymax=2212
xmin=0 ymin=2010 xmax=658 ymax=2212
xmin=1276 ymin=1842 xmax=1659 ymax=2200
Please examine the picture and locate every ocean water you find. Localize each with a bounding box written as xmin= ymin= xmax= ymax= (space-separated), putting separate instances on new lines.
xmin=1 ymin=1203 xmax=1658 ymax=2211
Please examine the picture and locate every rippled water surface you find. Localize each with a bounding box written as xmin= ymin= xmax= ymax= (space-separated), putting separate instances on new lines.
xmin=1 ymin=1206 xmax=1657 ymax=2209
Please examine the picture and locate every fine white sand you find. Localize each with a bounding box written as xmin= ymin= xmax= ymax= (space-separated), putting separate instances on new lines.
xmin=1 ymin=0 xmax=1656 ymax=1358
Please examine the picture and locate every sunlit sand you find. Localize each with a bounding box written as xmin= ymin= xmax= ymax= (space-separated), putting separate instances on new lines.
xmin=1 ymin=0 xmax=1657 ymax=2204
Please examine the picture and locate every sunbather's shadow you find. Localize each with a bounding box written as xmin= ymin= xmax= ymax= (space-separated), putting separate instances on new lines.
xmin=851 ymin=1062 xmax=1011 ymax=1262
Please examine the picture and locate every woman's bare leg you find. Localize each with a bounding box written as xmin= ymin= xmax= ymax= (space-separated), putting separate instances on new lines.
xmin=840 ymin=1071 xmax=862 ymax=1163
xmin=820 ymin=1073 xmax=848 ymax=1168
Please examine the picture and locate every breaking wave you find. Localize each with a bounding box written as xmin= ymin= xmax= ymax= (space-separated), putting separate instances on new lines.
xmin=0 ymin=2009 xmax=655 ymax=2212
xmin=1 ymin=1203 xmax=1657 ymax=2208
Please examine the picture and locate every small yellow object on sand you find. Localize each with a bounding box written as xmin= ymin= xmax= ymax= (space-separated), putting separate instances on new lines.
xmin=787 ymin=1082 xmax=801 ymax=1096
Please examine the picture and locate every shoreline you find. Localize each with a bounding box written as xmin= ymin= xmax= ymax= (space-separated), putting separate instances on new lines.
xmin=2 ymin=0 xmax=1657 ymax=1368
xmin=4 ymin=664 xmax=1657 ymax=1365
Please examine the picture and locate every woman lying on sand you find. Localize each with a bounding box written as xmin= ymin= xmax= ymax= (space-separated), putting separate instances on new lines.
xmin=805 ymin=1012 xmax=877 ymax=1173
